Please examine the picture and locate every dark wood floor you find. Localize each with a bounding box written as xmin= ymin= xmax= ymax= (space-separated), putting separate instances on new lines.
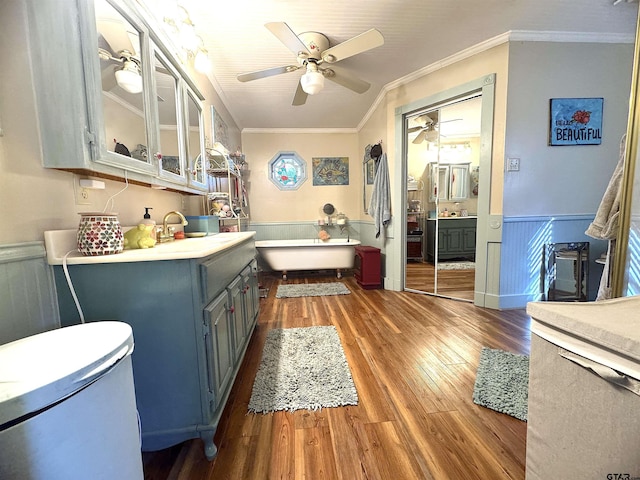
xmin=143 ymin=272 xmax=530 ymax=480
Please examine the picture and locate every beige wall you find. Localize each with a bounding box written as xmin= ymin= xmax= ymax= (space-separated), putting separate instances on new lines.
xmin=241 ymin=132 xmax=360 ymax=223
xmin=382 ymin=43 xmax=509 ymax=216
xmin=0 ymin=0 xmax=239 ymax=245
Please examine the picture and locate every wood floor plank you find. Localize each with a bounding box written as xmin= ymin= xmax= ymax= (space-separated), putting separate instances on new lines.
xmin=143 ymin=274 xmax=529 ymax=480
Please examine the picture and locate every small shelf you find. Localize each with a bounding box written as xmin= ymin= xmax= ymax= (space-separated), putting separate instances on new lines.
xmin=205 ymin=146 xmax=249 ymax=231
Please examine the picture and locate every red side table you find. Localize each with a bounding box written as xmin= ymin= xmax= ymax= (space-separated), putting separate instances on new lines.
xmin=354 ymin=245 xmax=381 ymax=289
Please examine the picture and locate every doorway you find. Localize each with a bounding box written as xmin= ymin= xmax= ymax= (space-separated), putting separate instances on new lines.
xmin=404 ymin=96 xmax=481 ymax=301
xmin=394 ymin=75 xmax=496 ymax=305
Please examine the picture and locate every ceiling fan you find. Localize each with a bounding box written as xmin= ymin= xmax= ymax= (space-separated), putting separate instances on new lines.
xmin=237 ymin=22 xmax=384 ymax=106
xmin=408 ymin=114 xmax=461 ymax=144
xmin=96 ymin=15 xmax=143 ymax=94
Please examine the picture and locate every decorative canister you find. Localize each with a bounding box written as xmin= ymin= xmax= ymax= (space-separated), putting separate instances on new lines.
xmin=77 ymin=212 xmax=124 ymax=256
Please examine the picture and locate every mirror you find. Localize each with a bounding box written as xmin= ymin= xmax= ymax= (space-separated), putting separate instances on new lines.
xmin=404 ymin=96 xmax=482 ymax=301
xmin=95 ymin=0 xmax=149 ymax=163
xmin=363 ymin=144 xmax=377 ymax=213
xmin=450 ymin=164 xmax=470 ymax=200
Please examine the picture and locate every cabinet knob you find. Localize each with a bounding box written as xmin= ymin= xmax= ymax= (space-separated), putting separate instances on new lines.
xmin=154 ymin=152 xmax=162 ymax=160
xmin=229 ymin=306 xmax=235 ymax=313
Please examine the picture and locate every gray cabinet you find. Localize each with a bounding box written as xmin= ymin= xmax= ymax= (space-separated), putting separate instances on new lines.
xmin=426 ymin=217 xmax=477 ymax=261
xmin=26 ymin=0 xmax=207 ymax=193
xmin=52 ymin=238 xmax=258 ymax=460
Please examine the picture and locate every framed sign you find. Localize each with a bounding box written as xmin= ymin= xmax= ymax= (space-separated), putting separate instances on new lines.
xmin=549 ymin=97 xmax=603 ymax=146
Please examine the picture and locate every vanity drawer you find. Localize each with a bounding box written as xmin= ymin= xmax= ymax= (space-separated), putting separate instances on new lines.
xmin=199 ymin=240 xmax=256 ymax=305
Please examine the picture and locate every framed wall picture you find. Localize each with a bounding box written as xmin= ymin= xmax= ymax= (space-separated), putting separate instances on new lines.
xmin=312 ymin=157 xmax=350 ymax=186
xmin=549 ymin=97 xmax=603 ymax=146
xmin=210 ymin=106 xmax=230 ymax=151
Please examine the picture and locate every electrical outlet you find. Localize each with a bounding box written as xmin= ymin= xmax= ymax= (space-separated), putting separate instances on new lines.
xmin=507 ymin=157 xmax=520 ymax=172
xmin=74 ymin=178 xmax=91 ymax=205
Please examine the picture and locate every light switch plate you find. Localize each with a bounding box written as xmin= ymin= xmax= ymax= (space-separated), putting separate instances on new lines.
xmin=507 ymin=157 xmax=520 ymax=171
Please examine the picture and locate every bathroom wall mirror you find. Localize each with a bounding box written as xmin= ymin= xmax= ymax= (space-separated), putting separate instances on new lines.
xmin=363 ymin=144 xmax=376 ymax=213
xmin=449 ymin=164 xmax=470 ymax=200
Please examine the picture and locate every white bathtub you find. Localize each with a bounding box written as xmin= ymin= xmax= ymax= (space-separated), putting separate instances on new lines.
xmin=255 ymin=238 xmax=361 ymax=279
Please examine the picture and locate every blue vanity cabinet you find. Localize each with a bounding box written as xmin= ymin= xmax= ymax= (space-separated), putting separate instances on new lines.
xmin=52 ymin=238 xmax=258 ymax=460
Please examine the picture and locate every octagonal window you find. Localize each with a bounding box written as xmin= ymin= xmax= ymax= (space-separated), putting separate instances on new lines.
xmin=268 ymin=151 xmax=307 ymax=190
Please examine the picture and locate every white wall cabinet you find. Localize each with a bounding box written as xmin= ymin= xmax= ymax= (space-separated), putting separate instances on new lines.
xmin=429 ymin=163 xmax=470 ymax=201
xmin=26 ymin=0 xmax=207 ymax=194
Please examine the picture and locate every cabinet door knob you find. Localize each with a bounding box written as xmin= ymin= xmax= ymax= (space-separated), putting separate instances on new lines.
xmin=229 ymin=306 xmax=235 ymax=313
xmin=154 ymin=152 xmax=162 ymax=160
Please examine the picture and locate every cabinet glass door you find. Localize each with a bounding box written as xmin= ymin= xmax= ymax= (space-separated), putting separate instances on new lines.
xmin=154 ymin=50 xmax=183 ymax=179
xmin=93 ymin=0 xmax=156 ymax=174
xmin=449 ymin=164 xmax=470 ymax=201
xmin=185 ymin=88 xmax=207 ymax=188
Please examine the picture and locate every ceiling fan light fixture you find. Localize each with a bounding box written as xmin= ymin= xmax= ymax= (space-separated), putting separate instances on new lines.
xmin=115 ymin=60 xmax=143 ymax=94
xmin=301 ymin=66 xmax=324 ymax=95
xmin=425 ymin=129 xmax=439 ymax=142
xmin=194 ymin=48 xmax=211 ymax=73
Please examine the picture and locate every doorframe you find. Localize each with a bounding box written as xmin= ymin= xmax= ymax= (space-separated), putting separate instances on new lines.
xmin=393 ymin=74 xmax=497 ymax=307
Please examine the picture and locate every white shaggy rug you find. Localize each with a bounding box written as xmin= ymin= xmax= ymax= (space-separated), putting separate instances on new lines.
xmin=275 ymin=282 xmax=351 ymax=298
xmin=248 ymin=326 xmax=358 ymax=413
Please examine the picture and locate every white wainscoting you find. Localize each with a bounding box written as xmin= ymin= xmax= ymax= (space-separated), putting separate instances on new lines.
xmin=0 ymin=242 xmax=60 ymax=345
xmin=500 ymin=215 xmax=606 ymax=309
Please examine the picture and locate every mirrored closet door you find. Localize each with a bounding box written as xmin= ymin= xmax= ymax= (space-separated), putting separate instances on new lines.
xmin=404 ymin=96 xmax=482 ymax=301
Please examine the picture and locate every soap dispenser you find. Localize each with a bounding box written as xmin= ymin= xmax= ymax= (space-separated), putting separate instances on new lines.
xmin=141 ymin=207 xmax=156 ymax=238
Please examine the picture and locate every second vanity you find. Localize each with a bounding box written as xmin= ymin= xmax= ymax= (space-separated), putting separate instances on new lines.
xmin=45 ymin=230 xmax=258 ymax=460
xmin=426 ymin=216 xmax=477 ymax=262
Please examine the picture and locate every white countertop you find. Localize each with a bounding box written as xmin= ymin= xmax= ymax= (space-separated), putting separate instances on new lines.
xmin=44 ymin=229 xmax=256 ymax=265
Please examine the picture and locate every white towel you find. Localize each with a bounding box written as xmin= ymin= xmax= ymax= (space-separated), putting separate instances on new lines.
xmin=368 ymin=152 xmax=391 ymax=238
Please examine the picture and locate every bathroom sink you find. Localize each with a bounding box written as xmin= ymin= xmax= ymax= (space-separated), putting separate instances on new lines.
xmin=153 ymin=235 xmax=235 ymax=254
xmin=44 ymin=230 xmax=255 ymax=265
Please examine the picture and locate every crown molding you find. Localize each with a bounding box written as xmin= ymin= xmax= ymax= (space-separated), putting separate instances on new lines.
xmin=357 ymin=29 xmax=635 ymax=131
xmin=241 ymin=127 xmax=358 ymax=135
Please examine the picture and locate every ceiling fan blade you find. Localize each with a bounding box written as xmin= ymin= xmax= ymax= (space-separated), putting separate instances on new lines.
xmin=412 ymin=130 xmax=427 ymax=144
xmin=324 ymin=67 xmax=370 ymax=94
xmin=407 ymin=126 xmax=423 ymax=133
xmin=97 ymin=19 xmax=137 ymax=57
xmin=265 ymin=22 xmax=311 ymax=56
xmin=292 ymin=80 xmax=308 ymax=106
xmin=237 ymin=65 xmax=300 ymax=82
xmin=100 ymin=64 xmax=118 ymax=92
xmin=415 ymin=114 xmax=435 ymax=125
xmin=321 ymin=28 xmax=384 ymax=63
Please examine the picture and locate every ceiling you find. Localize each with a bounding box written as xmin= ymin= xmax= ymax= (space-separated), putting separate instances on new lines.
xmin=180 ymin=0 xmax=638 ymax=130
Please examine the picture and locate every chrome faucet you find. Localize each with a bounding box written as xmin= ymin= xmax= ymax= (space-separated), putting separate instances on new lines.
xmin=158 ymin=211 xmax=188 ymax=242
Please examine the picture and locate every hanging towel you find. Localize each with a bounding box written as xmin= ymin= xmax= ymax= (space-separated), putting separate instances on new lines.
xmin=368 ymin=152 xmax=391 ymax=238
xmin=586 ymin=135 xmax=626 ymax=240
xmin=586 ymin=135 xmax=626 ymax=300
